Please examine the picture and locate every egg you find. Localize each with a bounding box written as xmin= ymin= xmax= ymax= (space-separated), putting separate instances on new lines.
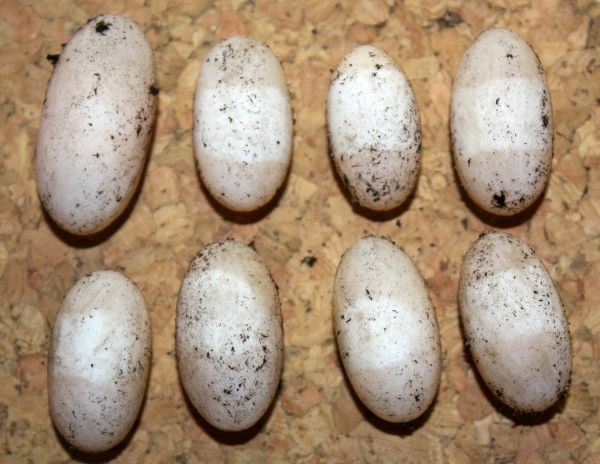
xmin=451 ymin=28 xmax=553 ymax=215
xmin=333 ymin=237 xmax=441 ymax=422
xmin=48 ymin=271 xmax=151 ymax=453
xmin=176 ymin=239 xmax=283 ymax=431
xmin=327 ymin=45 xmax=421 ymax=211
xmin=459 ymin=231 xmax=572 ymax=412
xmin=193 ymin=36 xmax=293 ymax=212
xmin=36 ymin=15 xmax=157 ymax=235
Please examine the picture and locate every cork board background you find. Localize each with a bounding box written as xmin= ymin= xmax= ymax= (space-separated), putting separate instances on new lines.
xmin=1 ymin=0 xmax=600 ymax=462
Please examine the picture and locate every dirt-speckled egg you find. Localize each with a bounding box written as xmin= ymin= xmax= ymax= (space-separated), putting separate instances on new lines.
xmin=193 ymin=36 xmax=293 ymax=212
xmin=459 ymin=231 xmax=572 ymax=412
xmin=451 ymin=28 xmax=553 ymax=216
xmin=48 ymin=271 xmax=151 ymax=453
xmin=176 ymin=239 xmax=283 ymax=431
xmin=333 ymin=237 xmax=441 ymax=422
xmin=327 ymin=45 xmax=421 ymax=211
xmin=36 ymin=15 xmax=157 ymax=235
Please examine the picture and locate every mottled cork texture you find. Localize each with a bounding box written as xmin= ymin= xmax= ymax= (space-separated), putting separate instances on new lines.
xmin=1 ymin=0 xmax=600 ymax=462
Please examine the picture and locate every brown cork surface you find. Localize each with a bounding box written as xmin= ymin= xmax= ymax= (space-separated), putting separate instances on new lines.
xmin=1 ymin=0 xmax=599 ymax=462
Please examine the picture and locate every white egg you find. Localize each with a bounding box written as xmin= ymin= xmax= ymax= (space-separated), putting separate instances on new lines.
xmin=333 ymin=237 xmax=441 ymax=422
xmin=48 ymin=271 xmax=151 ymax=453
xmin=36 ymin=15 xmax=157 ymax=235
xmin=451 ymin=28 xmax=553 ymax=215
xmin=193 ymin=36 xmax=293 ymax=212
xmin=459 ymin=231 xmax=572 ymax=412
xmin=327 ymin=45 xmax=421 ymax=211
xmin=176 ymin=239 xmax=283 ymax=431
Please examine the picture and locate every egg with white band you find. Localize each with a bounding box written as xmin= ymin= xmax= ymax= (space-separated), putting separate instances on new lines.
xmin=333 ymin=236 xmax=441 ymax=422
xmin=193 ymin=36 xmax=293 ymax=212
xmin=48 ymin=270 xmax=151 ymax=453
xmin=451 ymin=28 xmax=553 ymax=215
xmin=36 ymin=15 xmax=157 ymax=235
xmin=328 ymin=45 xmax=421 ymax=210
xmin=459 ymin=231 xmax=572 ymax=412
xmin=176 ymin=239 xmax=284 ymax=431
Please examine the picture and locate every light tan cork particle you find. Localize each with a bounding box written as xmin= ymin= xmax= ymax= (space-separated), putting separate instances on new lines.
xmin=1 ymin=0 xmax=599 ymax=462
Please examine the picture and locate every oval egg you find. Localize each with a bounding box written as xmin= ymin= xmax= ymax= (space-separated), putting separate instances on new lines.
xmin=333 ymin=237 xmax=441 ymax=422
xmin=36 ymin=15 xmax=157 ymax=235
xmin=48 ymin=271 xmax=151 ymax=453
xmin=451 ymin=28 xmax=553 ymax=215
xmin=327 ymin=45 xmax=421 ymax=211
xmin=176 ymin=239 xmax=283 ymax=431
xmin=193 ymin=36 xmax=293 ymax=212
xmin=459 ymin=231 xmax=572 ymax=412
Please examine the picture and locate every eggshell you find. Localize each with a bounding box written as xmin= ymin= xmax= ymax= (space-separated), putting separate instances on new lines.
xmin=36 ymin=15 xmax=157 ymax=235
xmin=459 ymin=231 xmax=572 ymax=412
xmin=48 ymin=271 xmax=151 ymax=453
xmin=451 ymin=28 xmax=553 ymax=215
xmin=193 ymin=36 xmax=293 ymax=212
xmin=327 ymin=45 xmax=421 ymax=211
xmin=333 ymin=237 xmax=441 ymax=422
xmin=176 ymin=239 xmax=283 ymax=431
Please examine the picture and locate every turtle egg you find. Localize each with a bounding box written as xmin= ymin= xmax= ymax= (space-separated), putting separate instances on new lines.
xmin=193 ymin=36 xmax=293 ymax=212
xmin=48 ymin=270 xmax=151 ymax=453
xmin=176 ymin=239 xmax=284 ymax=431
xmin=327 ymin=45 xmax=421 ymax=210
xmin=36 ymin=15 xmax=157 ymax=235
xmin=333 ymin=236 xmax=441 ymax=422
xmin=459 ymin=231 xmax=572 ymax=412
xmin=451 ymin=28 xmax=553 ymax=215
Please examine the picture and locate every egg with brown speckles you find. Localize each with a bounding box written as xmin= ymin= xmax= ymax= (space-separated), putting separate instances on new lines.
xmin=176 ymin=239 xmax=283 ymax=431
xmin=333 ymin=237 xmax=441 ymax=422
xmin=193 ymin=36 xmax=293 ymax=212
xmin=459 ymin=231 xmax=572 ymax=412
xmin=327 ymin=45 xmax=421 ymax=211
xmin=48 ymin=271 xmax=151 ymax=453
xmin=36 ymin=15 xmax=157 ymax=235
xmin=451 ymin=28 xmax=553 ymax=215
